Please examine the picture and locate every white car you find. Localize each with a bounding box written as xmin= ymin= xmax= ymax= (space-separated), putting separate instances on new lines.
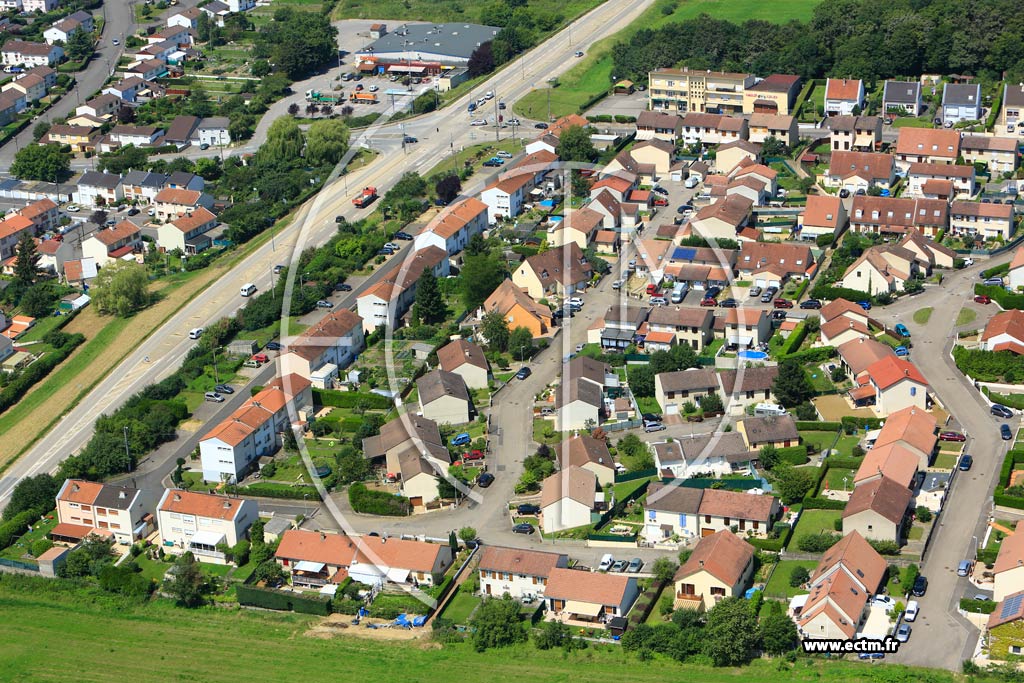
xmin=112 ymin=38 xmax=120 ymax=45
xmin=368 ymin=84 xmax=379 ymax=92
xmin=963 ymin=258 xmax=974 ymax=267
xmin=496 ymin=151 xmax=512 ymax=159
xmin=871 ymin=595 xmax=896 ymax=612
xmin=484 ymin=91 xmax=494 ymax=99
xmin=470 ymin=119 xmax=487 ymax=126
xmin=508 ymin=118 xmax=521 ymax=126
xmin=904 ymin=600 xmax=919 ymax=622
xmin=148 ymin=208 xmax=156 ymax=216
xmin=65 ymin=204 xmax=80 ymax=212
xmin=611 ymin=279 xmax=624 ymax=290
xmin=188 ymin=327 xmax=203 ymax=339
xmin=568 ymin=297 xmax=583 ymax=307
xmin=574 ymin=50 xmax=584 ymax=57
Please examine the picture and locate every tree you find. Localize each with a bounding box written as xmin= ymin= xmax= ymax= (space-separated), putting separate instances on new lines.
xmin=459 ymin=251 xmax=506 ymax=311
xmin=761 ymin=136 xmax=789 ymax=157
xmin=759 ymin=601 xmax=799 ymax=655
xmin=250 ymin=59 xmax=271 ymax=77
xmin=257 ymin=116 xmax=305 ymax=165
xmin=626 ymin=364 xmax=655 ymax=397
xmin=651 ymin=557 xmax=678 ymax=582
xmin=3 ymin=473 xmax=58 ymax=521
xmin=771 ymin=464 xmax=816 ymax=504
xmin=305 ymin=119 xmax=350 ymax=166
xmin=481 ymin=310 xmax=510 ymax=352
xmin=508 ymin=326 xmax=534 ymax=362
xmin=19 ymin=284 xmax=54 ymax=318
xmin=555 ymin=125 xmax=597 ymax=163
xmin=166 ymin=551 xmax=206 ymax=607
xmin=759 ymin=444 xmax=780 ymax=471
xmin=32 ymin=121 xmax=50 ymax=141
xmin=470 ymin=595 xmax=527 ymax=651
xmin=458 ymin=526 xmax=477 ymax=542
xmin=11 ymin=143 xmax=70 ymax=181
xmin=91 ymin=261 xmax=151 ymax=317
xmin=534 ymin=620 xmax=570 ymax=650
xmin=771 ymin=358 xmax=814 ymax=407
xmin=65 ymin=29 xmax=94 ymax=62
xmin=412 ymin=270 xmax=446 ymax=325
xmin=698 ymin=392 xmax=723 ymax=414
xmin=571 ymin=170 xmax=589 ymax=198
xmin=13 ymin=231 xmax=39 ymax=286
xmin=703 ymin=596 xmax=760 ymax=666
xmin=467 ymin=41 xmax=495 ymax=77
xmin=59 ymin=536 xmax=115 ymax=578
xmin=90 ymin=210 xmax=108 ymax=226
xmin=256 ymin=8 xmax=337 ymax=79
xmin=788 ymin=565 xmax=810 ymax=587
xmin=435 ymin=173 xmax=461 ymax=205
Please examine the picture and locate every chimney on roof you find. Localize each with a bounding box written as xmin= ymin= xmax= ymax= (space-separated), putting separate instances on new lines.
xmin=119 ymin=490 xmax=127 ymax=499
xmin=72 ymin=483 xmax=80 ymax=492
xmin=223 ymin=500 xmax=231 ymax=509
xmin=320 ymin=532 xmax=326 ymax=541
xmin=699 ymin=559 xmax=704 ymax=568
xmin=173 ymin=493 xmax=181 ymax=501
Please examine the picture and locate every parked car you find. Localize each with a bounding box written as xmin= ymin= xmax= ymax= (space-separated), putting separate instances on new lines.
xmin=705 ymin=286 xmax=722 ymax=299
xmin=912 ymin=575 xmax=928 ymax=596
xmin=957 ymin=560 xmax=974 ymax=577
xmin=771 ymin=310 xmax=788 ymax=321
xmin=610 ymin=560 xmax=628 ymax=573
xmin=512 ymin=523 xmax=535 ymax=534
xmin=719 ymin=298 xmax=738 ymax=308
xmin=644 ymin=421 xmax=666 ymax=433
xmin=574 ymin=50 xmax=584 ymax=57
xmin=383 ymin=242 xmax=400 ymax=251
xmin=904 ymin=600 xmax=920 ymax=622
xmin=598 ymin=554 xmax=614 ymax=571
xmin=127 ymin=207 xmax=139 ymax=216
xmin=650 ymin=296 xmax=667 ymax=306
xmin=748 ymin=286 xmax=762 ymax=298
xmin=984 ymin=276 xmax=1006 ymax=286
xmin=839 ymin=188 xmax=850 ymax=198
xmin=992 ymin=404 xmax=1015 ymax=419
xmin=451 ymin=432 xmax=472 ymax=447
xmin=939 ymin=431 xmax=966 ymax=442
xmin=857 ymin=300 xmax=872 ymax=311
xmin=214 ymin=384 xmax=234 ymax=395
xmin=612 ymin=279 xmax=624 ymax=290
xmin=652 ymin=187 xmax=669 ymax=196
xmin=477 ymin=473 xmax=495 ymax=488
xmin=496 ymin=151 xmax=513 ymax=159
xmin=515 ymin=366 xmax=531 ymax=380
xmin=393 ymin=231 xmax=413 ymax=240
xmin=974 ymin=295 xmax=992 ymax=304
xmin=652 ymin=197 xmax=668 ymax=207
xmin=871 ymin=595 xmax=896 ymax=612
xmin=482 ymin=159 xmax=502 ymax=167
xmin=517 ymin=503 xmax=540 ymax=515
xmin=642 ymin=412 xmax=662 ymax=422
xmin=335 ymin=283 xmax=352 ymax=292
xmin=470 ymin=119 xmax=487 ymax=126
xmin=627 ymin=558 xmax=643 ymax=573
xmin=894 ymin=323 xmax=911 ymax=337
xmin=534 ymin=122 xmax=549 ymax=129
xmin=251 ymin=353 xmax=268 ymax=363
xmin=959 ymin=455 xmax=974 ymax=471
xmin=895 ymin=623 xmax=912 ymax=643
xmin=800 ymin=299 xmax=822 ymax=309
xmin=266 ymin=342 xmax=283 ymax=351
xmin=894 ymin=346 xmax=910 ymax=357
xmin=761 ymin=287 xmax=778 ymax=303
xmin=464 ymin=450 xmax=485 ymax=462
xmin=204 ymin=392 xmax=225 ymax=403
xmin=568 ymin=297 xmax=584 ymax=307
xmin=773 ymin=298 xmax=793 ymax=309
xmin=700 ymin=297 xmax=717 ymax=307
xmin=1002 ymin=423 xmax=1013 ymax=440
xmin=188 ymin=327 xmax=204 ymax=339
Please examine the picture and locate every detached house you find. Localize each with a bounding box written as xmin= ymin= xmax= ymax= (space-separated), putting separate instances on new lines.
xmin=736 ymin=241 xmax=813 ymax=288
xmin=981 ymin=310 xmax=1024 ymax=354
xmin=824 ymin=151 xmax=895 ymax=193
xmin=355 ymin=246 xmax=448 ymax=332
xmin=436 ymin=339 xmax=489 ymax=390
xmin=480 ymin=279 xmax=553 ymax=340
xmin=417 ymin=369 xmax=472 ymax=425
xmin=554 ymin=434 xmax=615 ymax=486
xmin=478 ymin=546 xmax=568 ymax=599
xmin=550 ymin=206 xmax=604 ymax=250
xmin=994 ymin=531 xmax=1024 ymax=602
xmin=512 ymin=242 xmax=592 ymax=300
xmin=718 ymin=366 xmax=779 ymax=414
xmin=81 ymin=220 xmax=141 ymax=266
xmin=905 ymin=162 xmax=975 ymax=199
xmin=842 ymin=475 xmax=911 ymax=542
xmin=737 ymin=414 xmax=799 ymax=449
xmin=861 ymin=355 xmax=929 ymax=414
xmin=156 ymin=489 xmax=257 ymax=564
xmin=279 ymin=309 xmax=365 ymax=385
xmin=540 ymin=466 xmax=600 ymax=533
xmin=689 ymin=195 xmax=753 ymax=242
xmin=698 ymin=487 xmax=780 ymax=538
xmin=156 ymin=207 xmax=217 ymax=254
xmin=942 ymin=83 xmax=981 ymax=124
xmin=882 ymin=81 xmax=923 ymax=116
xmin=1001 ymin=84 xmax=1024 ymax=131
xmin=544 ymin=567 xmax=638 ymax=626
xmin=673 ymin=530 xmax=755 ymax=611
xmin=799 ymin=195 xmax=848 ymax=242
xmin=361 ymin=415 xmax=448 ymax=470
xmin=554 ymin=377 xmax=604 ymax=431
xmin=824 ymin=78 xmax=864 ymax=116
xmin=54 ymin=479 xmax=154 ymax=545
xmin=413 ymin=196 xmax=489 ymax=255
xmin=839 ymin=244 xmax=919 ymax=294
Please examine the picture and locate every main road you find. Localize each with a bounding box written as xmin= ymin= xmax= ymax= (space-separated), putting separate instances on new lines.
xmin=0 ymin=0 xmax=655 ymax=510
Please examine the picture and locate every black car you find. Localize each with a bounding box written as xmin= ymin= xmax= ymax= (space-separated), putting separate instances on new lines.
xmin=266 ymin=341 xmax=283 ymax=351
xmin=839 ymin=189 xmax=850 ymax=198
xmin=959 ymin=455 xmax=974 ymax=471
xmin=992 ymin=404 xmax=1015 ymax=419
xmin=335 ymin=283 xmax=352 ymax=292
xmin=335 ymin=215 xmax=345 ymax=223
xmin=515 ymin=366 xmax=531 ymax=380
xmin=512 ymin=523 xmax=535 ymax=534
xmin=641 ymin=412 xmax=662 ymax=423
xmin=719 ymin=298 xmax=738 ymax=308
xmin=799 ymin=299 xmax=822 ymax=309
xmin=214 ymin=384 xmax=234 ymax=394
xmin=378 ymin=247 xmax=394 ymax=255
xmin=534 ymin=122 xmax=549 ymax=129
xmin=912 ymin=575 xmax=928 ymax=597
xmin=477 ymin=472 xmax=495 ymax=488
xmin=653 ymin=187 xmax=669 ymax=196
xmin=705 ymin=286 xmax=722 ymax=299
xmin=517 ymin=503 xmax=541 ymax=515
xmin=393 ymin=231 xmax=413 ymax=240
xmin=1002 ymin=423 xmax=1013 ymax=440
xmin=127 ymin=207 xmax=140 ymax=216
xmin=552 ymin=309 xmax=564 ymax=320
xmin=403 ymin=135 xmax=418 ymax=144
xmin=771 ymin=310 xmax=787 ymax=321
xmin=483 ymin=160 xmax=502 ymax=167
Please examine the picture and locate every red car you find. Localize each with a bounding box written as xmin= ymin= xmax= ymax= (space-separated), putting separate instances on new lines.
xmin=974 ymin=295 xmax=991 ymax=304
xmin=251 ymin=352 xmax=269 ymax=363
xmin=773 ymin=298 xmax=793 ymax=309
xmin=652 ymin=197 xmax=668 ymax=207
xmin=464 ymin=449 xmax=485 ymax=461
xmin=939 ymin=431 xmax=967 ymax=442
xmin=700 ymin=297 xmax=717 ymax=307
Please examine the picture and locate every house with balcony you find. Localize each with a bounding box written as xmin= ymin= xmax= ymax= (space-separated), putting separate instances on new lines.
xmin=723 ymin=308 xmax=771 ymax=347
xmin=156 ymin=489 xmax=257 ymax=564
xmin=279 ymin=309 xmax=365 ymax=385
xmin=743 ymin=74 xmax=801 ymax=115
xmin=81 ymin=220 xmax=142 ymax=266
xmin=544 ymin=567 xmax=639 ymax=626
xmin=119 ymin=170 xmax=168 ymax=204
xmin=1000 ymin=84 xmax=1024 ymax=131
xmin=941 ymin=83 xmax=981 ymax=125
xmin=952 ymin=201 xmax=1016 ymax=241
xmin=598 ymin=305 xmax=648 ymax=351
xmin=648 ymin=67 xmax=754 ymax=114
xmin=14 ymin=197 xmax=59 ymax=233
xmin=961 ymin=135 xmax=1019 ymax=175
xmin=826 ymin=115 xmax=881 ymax=152
xmin=478 ymin=546 xmax=568 ymax=599
xmin=882 ymin=81 xmax=923 ymax=116
xmin=413 ymin=196 xmax=489 ymax=255
xmin=824 ymin=78 xmax=864 ymax=116
xmin=673 ymin=530 xmax=755 ymax=611
xmin=53 ymin=479 xmax=154 ymax=545
xmin=153 ymin=187 xmax=214 ymax=221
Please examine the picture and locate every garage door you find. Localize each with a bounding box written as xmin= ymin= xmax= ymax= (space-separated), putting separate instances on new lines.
xmin=701 ymin=528 xmax=716 ymax=537
xmin=666 ymin=403 xmax=680 ymax=415
xmin=754 ymin=277 xmax=767 ymax=288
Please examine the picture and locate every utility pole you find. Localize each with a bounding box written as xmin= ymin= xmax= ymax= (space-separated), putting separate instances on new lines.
xmin=212 ymin=346 xmax=220 ymax=384
xmin=547 ymin=88 xmax=551 ymax=123
xmin=123 ymin=425 xmax=131 ymax=470
xmin=494 ymin=93 xmax=500 ymax=142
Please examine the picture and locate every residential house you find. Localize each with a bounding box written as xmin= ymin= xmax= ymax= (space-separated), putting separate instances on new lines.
xmin=53 ymin=479 xmax=153 ymax=545
xmin=540 ymin=466 xmax=599 ymax=533
xmin=648 ymin=67 xmax=755 ymax=115
xmin=81 ymin=220 xmax=141 ymax=266
xmin=589 ymin=174 xmax=635 ymax=203
xmin=870 ymin=405 xmax=936 ymax=468
xmin=742 ymin=74 xmax=801 ymax=115
xmin=1001 ymin=84 xmax=1024 ymax=131
xmin=14 ymin=197 xmax=59 ymax=233
xmin=862 ymin=355 xmax=929 ymax=414
xmin=894 ymin=128 xmax=961 ymax=171
xmin=75 ymin=93 xmax=121 ymax=120
xmin=74 ymin=171 xmax=123 ymax=207
xmin=839 ymin=244 xmax=918 ymax=294
xmin=354 ymin=247 xmax=449 ymax=332
xmin=736 ymin=241 xmax=813 ymax=288
xmin=278 ymin=309 xmax=365 ymax=384
xmin=820 ymin=314 xmax=871 ymax=347
xmin=823 ymin=151 xmax=895 ymax=193
xmin=120 ymin=170 xmax=168 ymax=204
xmin=45 ymin=124 xmax=95 ymax=153
xmin=905 ymin=162 xmax=975 ymax=199
xmin=512 ymin=242 xmax=592 ymax=300
xmin=361 ymin=415 xmax=447 ymax=469
xmin=509 ymin=149 xmax=559 ymax=188
xmin=826 ymin=116 xmax=882 ymax=152
xmin=106 ymin=124 xmax=163 ymax=149
xmin=200 ymin=0 xmax=231 ymax=27
xmin=24 ymin=0 xmax=59 ymax=11
xmin=961 ymin=135 xmax=1019 ymax=175
xmin=635 ymin=110 xmax=682 ymax=142
xmin=191 ymin=116 xmax=230 ymax=147
xmin=679 ymin=113 xmax=748 ymax=146
xmin=598 ymin=305 xmax=648 ymax=351
xmin=1 ymin=72 xmax=46 ymax=104
xmin=824 ymin=78 xmax=864 ymax=116
xmin=478 ymin=546 xmax=568 ymax=599
xmin=163 ymin=115 xmax=199 ymax=147
xmin=673 ymin=530 xmax=755 ymax=611
xmin=842 ymin=475 xmax=911 ymax=542
xmin=718 ymin=366 xmax=779 ymax=414
xmin=853 ymin=441 xmax=919 ymax=489
xmin=1011 ymin=247 xmax=1024 ymax=290
xmin=156 ymin=489 xmax=257 ymax=564
xmin=655 ymin=368 xmax=719 ymax=415
xmin=198 ymin=380 xmax=311 ymax=483
xmin=799 ymin=195 xmax=848 ymax=242
xmin=0 ymin=90 xmax=21 ymax=125
xmin=1 ymin=40 xmax=63 ymax=67
xmin=942 ymin=83 xmax=982 ymax=124
xmin=723 ymin=307 xmax=771 ymax=347
xmin=643 ymin=482 xmax=704 ymax=541
xmin=44 ymin=16 xmax=87 ymax=45
xmin=554 ymin=377 xmax=604 ymax=431
xmin=36 ymin=237 xmax=74 ymax=276
xmin=120 ymin=57 xmax=167 ymax=82
xmin=550 ymin=206 xmax=604 ymax=250
xmin=645 ymin=306 xmax=713 ymax=351
xmin=747 ymin=113 xmax=797 ymax=147
xmin=275 ymin=530 xmax=452 ymax=588
xmin=882 ymin=81 xmax=923 ymax=116
xmin=544 ymin=567 xmax=639 ymax=625
xmin=0 ymin=214 xmax=34 ymax=261
xmin=715 ymin=140 xmax=761 ymax=175
xmin=630 ymin=138 xmax=676 ymax=175
xmin=153 ymin=188 xmax=215 ymax=221
xmin=414 ymin=197 xmax=490 ymax=255
xmin=737 ymin=414 xmax=799 ymax=449
xmin=480 ymin=172 xmax=533 ymax=223
xmin=167 ymin=6 xmax=203 ymax=29
xmin=62 ymin=257 xmax=97 ymax=287
xmin=994 ymin=531 xmax=1024 ymax=602
xmin=981 ymin=310 xmax=1024 ymax=354
xmin=698 ymin=487 xmax=779 ymax=538
xmin=897 ymin=229 xmax=956 ymax=270
xmin=564 ymin=355 xmax=616 ymax=392
xmin=986 ymin=589 xmax=1024 ymax=655
xmin=392 ymin=449 xmax=451 ymax=505
xmin=604 ymin=150 xmax=657 ymax=185
xmin=479 ymin=279 xmax=553 ymax=339
xmin=436 ymin=339 xmax=489 ymax=390
xmin=554 ymin=434 xmax=615 ymax=486
xmin=689 ymin=195 xmax=753 ymax=241
xmin=847 ymin=196 xmax=948 ymax=239
xmin=417 ymin=369 xmax=472 ymax=425
xmin=821 ymin=298 xmax=871 ymax=329
xmin=103 ymin=76 xmax=154 ymax=103
xmin=156 ymin=207 xmax=217 ymax=254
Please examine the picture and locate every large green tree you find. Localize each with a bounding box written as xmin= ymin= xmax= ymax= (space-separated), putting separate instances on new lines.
xmin=64 ymin=29 xmax=94 ymax=61
xmin=508 ymin=326 xmax=534 ymax=363
xmin=257 ymin=116 xmax=305 ymax=165
xmin=91 ymin=261 xmax=151 ymax=317
xmin=555 ymin=125 xmax=597 ymax=163
xmin=481 ymin=310 xmax=510 ymax=352
xmin=305 ymin=119 xmax=350 ymax=166
xmin=702 ymin=596 xmax=761 ymax=666
xmin=165 ymin=551 xmax=206 ymax=608
xmin=459 ymin=252 xmax=506 ymax=311
xmin=771 ymin=358 xmax=815 ymax=407
xmin=3 ymin=474 xmax=58 ymax=521
xmin=13 ymin=231 xmax=39 ymax=286
xmin=11 ymin=144 xmax=71 ymax=181
xmin=759 ymin=601 xmax=799 ymax=655
xmin=771 ymin=463 xmax=816 ymax=504
xmin=412 ymin=269 xmax=446 ymax=325
xmin=256 ymin=8 xmax=337 ymax=79
xmin=470 ymin=595 xmax=527 ymax=651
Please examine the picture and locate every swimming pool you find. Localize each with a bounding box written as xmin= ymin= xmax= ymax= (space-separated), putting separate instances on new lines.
xmin=737 ymin=350 xmax=768 ymax=360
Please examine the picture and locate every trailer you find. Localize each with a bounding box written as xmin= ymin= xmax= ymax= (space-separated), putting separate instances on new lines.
xmin=353 ymin=92 xmax=379 ymax=104
xmin=353 ymin=187 xmax=378 ymax=208
xmin=305 ymin=89 xmax=342 ymax=103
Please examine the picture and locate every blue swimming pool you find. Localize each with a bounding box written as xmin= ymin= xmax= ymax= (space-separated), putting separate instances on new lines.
xmin=738 ymin=350 xmax=768 ymax=360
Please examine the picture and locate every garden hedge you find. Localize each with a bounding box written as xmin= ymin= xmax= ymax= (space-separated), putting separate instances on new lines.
xmin=785 ymin=346 xmax=836 ymax=364
xmin=0 ymin=332 xmax=84 ymax=414
xmin=777 ymin=445 xmax=809 ymax=466
xmin=796 ymin=421 xmax=842 ymax=431
xmin=226 ymin=482 xmax=319 ymax=501
xmin=976 ymin=283 xmax=1024 ymax=310
xmin=841 ymin=416 xmax=883 ymax=433
xmin=236 ymin=584 xmax=332 ymax=615
xmin=802 ymin=497 xmax=847 ymax=510
xmin=313 ymin=389 xmax=393 ymax=410
xmin=777 ymin=322 xmax=809 ymax=356
xmin=960 ymin=598 xmax=997 ymax=614
xmin=0 ymin=508 xmax=42 ymax=550
xmin=348 ymin=483 xmax=411 ymax=516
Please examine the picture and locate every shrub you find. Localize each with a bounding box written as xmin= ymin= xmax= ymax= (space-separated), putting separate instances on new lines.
xmin=797 ymin=533 xmax=842 ymax=552
xmin=960 ymin=598 xmax=997 ymax=614
xmin=868 ymin=539 xmax=901 ymax=555
xmin=312 ymin=388 xmax=393 ymax=410
xmin=226 ymin=483 xmax=317 ymax=500
xmin=30 ymin=538 xmax=54 ymax=558
xmin=802 ymin=497 xmax=847 ymax=510
xmin=236 ymin=584 xmax=331 ymax=615
xmin=916 ymin=506 xmax=932 ymax=523
xmin=777 ymin=445 xmax=809 ymax=466
xmin=789 ymin=565 xmax=810 ymax=587
xmin=0 ymin=509 xmax=41 ymax=550
xmin=348 ymin=483 xmax=411 ymax=516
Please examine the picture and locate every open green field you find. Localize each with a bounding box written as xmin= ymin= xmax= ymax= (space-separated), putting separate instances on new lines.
xmin=332 ymin=0 xmax=602 ymax=23
xmin=0 ymin=574 xmax=966 ymax=683
xmin=515 ymin=0 xmax=822 ymax=120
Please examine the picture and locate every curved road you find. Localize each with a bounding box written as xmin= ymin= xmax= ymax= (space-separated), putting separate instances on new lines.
xmin=0 ymin=0 xmax=655 ymax=509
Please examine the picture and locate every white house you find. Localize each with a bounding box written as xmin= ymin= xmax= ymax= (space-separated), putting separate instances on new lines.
xmin=941 ymin=83 xmax=982 ymax=125
xmin=2 ymin=40 xmax=64 ymax=67
xmin=74 ymin=171 xmax=124 ymax=208
xmin=279 ymin=309 xmax=365 ymax=384
xmin=417 ymin=369 xmax=472 ymax=425
xmin=480 ymin=172 xmax=532 ymax=224
xmin=540 ymin=466 xmax=599 ymax=534
xmin=413 ymin=197 xmax=489 ymax=255
xmin=477 ymin=546 xmax=568 ymax=599
xmin=824 ymin=78 xmax=864 ymax=116
xmin=193 ymin=117 xmax=231 ymax=147
xmin=642 ymin=481 xmax=704 ymax=542
xmin=156 ymin=489 xmax=258 ymax=564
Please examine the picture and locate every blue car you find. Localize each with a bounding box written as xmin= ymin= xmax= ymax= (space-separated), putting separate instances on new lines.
xmin=1002 ymin=424 xmax=1013 ymax=441
xmin=894 ymin=346 xmax=909 ymax=357
xmin=857 ymin=301 xmax=872 ymax=311
xmin=895 ymin=323 xmax=910 ymax=338
xmin=451 ymin=432 xmax=472 ymax=447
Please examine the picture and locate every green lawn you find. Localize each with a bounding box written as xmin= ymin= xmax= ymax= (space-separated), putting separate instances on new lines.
xmin=790 ymin=510 xmax=843 ymax=550
xmin=0 ymin=513 xmax=57 ymax=563
xmin=133 ymin=554 xmax=174 ymax=582
xmin=635 ymin=396 xmax=662 ymax=415
xmin=933 ymin=453 xmax=958 ymax=470
xmin=956 ymin=308 xmax=977 ymax=326
xmin=0 ymin=573 xmax=969 ymax=682
xmin=423 ymin=139 xmax=524 ymax=184
xmin=764 ymin=560 xmax=819 ymax=599
xmin=912 ymin=308 xmax=933 ymax=325
xmin=439 ymin=586 xmax=481 ymax=624
xmin=818 ymin=468 xmax=856 ymax=496
xmin=800 ymin=430 xmax=839 ymax=454
xmin=804 ymin=366 xmax=835 ymax=393
xmin=892 ymin=116 xmax=934 ymax=128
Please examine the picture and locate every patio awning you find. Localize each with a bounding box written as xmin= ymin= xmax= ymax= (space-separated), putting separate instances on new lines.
xmin=602 ymin=329 xmax=635 ymax=342
xmin=386 ymin=568 xmax=411 ymax=583
xmin=849 ymin=385 xmax=875 ymax=401
xmin=294 ymin=560 xmax=326 ymax=573
xmin=319 ymin=583 xmax=338 ymax=596
xmin=726 ymin=335 xmax=753 ymax=345
xmin=564 ymin=600 xmax=603 ymax=617
xmin=189 ymin=530 xmax=225 ymax=548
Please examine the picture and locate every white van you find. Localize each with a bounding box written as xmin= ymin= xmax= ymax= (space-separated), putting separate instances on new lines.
xmin=904 ymin=600 xmax=919 ymax=622
xmin=598 ymin=554 xmax=614 ymax=571
xmin=685 ymin=175 xmax=700 ymax=189
xmin=754 ymin=403 xmax=788 ymax=417
xmin=188 ymin=327 xmax=204 ymax=339
xmin=240 ymin=283 xmax=257 ymax=297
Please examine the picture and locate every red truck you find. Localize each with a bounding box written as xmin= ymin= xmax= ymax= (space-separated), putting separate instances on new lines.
xmin=353 ymin=187 xmax=377 ymax=208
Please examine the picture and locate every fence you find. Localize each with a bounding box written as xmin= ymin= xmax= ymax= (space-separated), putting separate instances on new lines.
xmin=614 ymin=468 xmax=658 ymax=483
xmin=0 ymin=558 xmax=39 ymax=573
xmin=602 ymin=419 xmax=642 ymax=432
xmin=669 ymin=477 xmax=766 ymax=491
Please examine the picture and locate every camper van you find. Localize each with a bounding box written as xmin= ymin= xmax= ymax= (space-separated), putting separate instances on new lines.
xmin=670 ymin=282 xmax=688 ymax=304
xmin=753 ymin=403 xmax=788 ymax=418
xmin=240 ymin=283 xmax=257 ymax=297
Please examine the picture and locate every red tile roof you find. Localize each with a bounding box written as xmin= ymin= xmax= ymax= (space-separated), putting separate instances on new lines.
xmin=675 ymin=530 xmax=754 ymax=586
xmin=867 ymin=355 xmax=928 ymax=390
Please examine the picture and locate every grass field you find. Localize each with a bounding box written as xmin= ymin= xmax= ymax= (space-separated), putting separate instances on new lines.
xmin=912 ymin=308 xmax=933 ymax=324
xmin=438 ymin=586 xmax=481 ymax=624
xmin=933 ymin=452 xmax=958 ymax=470
xmin=790 ymin=509 xmax=842 ymax=550
xmin=0 ymin=574 xmax=967 ymax=683
xmin=332 ymin=0 xmax=602 ymax=23
xmin=956 ymin=308 xmax=978 ymax=326
xmin=818 ymin=468 xmax=856 ymax=496
xmin=763 ymin=559 xmax=819 ymax=599
xmin=515 ymin=0 xmax=822 ymax=120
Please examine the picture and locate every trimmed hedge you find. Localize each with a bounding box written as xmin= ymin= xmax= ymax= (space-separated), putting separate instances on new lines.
xmin=777 ymin=322 xmax=809 ymax=356
xmin=841 ymin=416 xmax=883 ymax=433
xmin=777 ymin=445 xmax=809 ymax=465
xmin=349 ymin=483 xmax=411 ymax=516
xmin=749 ymin=522 xmax=794 ymax=552
xmin=784 ymin=346 xmax=836 ymax=363
xmin=960 ymin=598 xmax=997 ymax=614
xmin=0 ymin=332 xmax=85 ymax=415
xmin=227 ymin=483 xmax=319 ymax=500
xmin=236 ymin=584 xmax=331 ymax=615
xmin=823 ymin=455 xmax=864 ymax=470
xmin=0 ymin=508 xmax=42 ymax=550
xmin=993 ymin=450 xmax=1024 ymax=510
xmin=796 ymin=421 xmax=842 ymax=431
xmin=802 ymin=497 xmax=847 ymax=510
xmin=368 ymin=592 xmax=428 ymax=619
xmin=810 ymin=285 xmax=873 ymax=304
xmin=982 ymin=262 xmax=1011 ymax=280
xmin=976 ymin=283 xmax=1024 ymax=310
xmin=313 ymin=388 xmax=393 ymax=410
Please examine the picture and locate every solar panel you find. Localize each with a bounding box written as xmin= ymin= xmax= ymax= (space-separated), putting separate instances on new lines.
xmin=1001 ymin=594 xmax=1023 ymax=619
xmin=672 ymin=247 xmax=696 ymax=262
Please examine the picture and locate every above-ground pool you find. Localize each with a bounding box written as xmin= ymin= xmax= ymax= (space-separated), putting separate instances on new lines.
xmin=737 ymin=350 xmax=768 ymax=360
xmin=539 ymin=199 xmax=557 ymax=208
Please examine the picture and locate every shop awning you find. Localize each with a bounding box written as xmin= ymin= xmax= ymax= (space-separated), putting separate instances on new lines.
xmin=564 ymin=600 xmax=603 ymax=617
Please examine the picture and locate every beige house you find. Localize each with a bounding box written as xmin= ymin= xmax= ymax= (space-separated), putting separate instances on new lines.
xmin=841 ymin=475 xmax=911 ymax=542
xmin=690 ymin=195 xmax=754 ymax=242
xmin=697 ymin=488 xmax=779 ymax=538
xmin=819 ymin=316 xmax=871 ymax=347
xmin=479 ymin=279 xmax=554 ymax=340
xmin=799 ymin=195 xmax=848 ymax=241
xmin=718 ymin=366 xmax=779 ymax=414
xmin=823 ymin=151 xmax=895 ymax=193
xmin=361 ymin=415 xmax=448 ymax=468
xmin=554 ymin=377 xmax=604 ymax=431
xmin=951 ymin=201 xmax=1016 ymax=241
xmin=645 ymin=306 xmax=713 ymax=350
xmin=512 ymin=242 xmax=593 ymax=299
xmin=550 ymin=206 xmax=604 ymax=250
xmin=724 ymin=308 xmax=771 ymax=347
xmin=81 ymin=220 xmax=142 ymax=266
xmin=156 ymin=489 xmax=258 ymax=564
xmin=417 ymin=369 xmax=472 ymax=425
xmin=152 ymin=188 xmax=214 ymax=222
xmin=673 ymin=530 xmax=755 ymax=611
xmin=839 ymin=245 xmax=917 ymax=295
xmin=630 ymin=138 xmax=675 ymax=175
xmin=155 ymin=207 xmax=217 ymax=254
xmin=961 ymin=135 xmax=1019 ymax=175
xmin=737 ymin=414 xmax=799 ymax=449
xmin=864 ymin=355 xmax=929 ymax=414
xmin=554 ymin=434 xmax=615 ymax=486
xmin=648 ymin=67 xmax=755 ymax=115
xmin=894 ymin=128 xmax=961 ymax=171
xmin=655 ymin=368 xmax=719 ymax=415
xmin=478 ymin=546 xmax=568 ymax=599
xmin=540 ymin=466 xmax=599 ymax=533
xmin=747 ymin=113 xmax=797 ymax=147
xmin=715 ymin=140 xmax=761 ymax=175
xmin=826 ymin=115 xmax=881 ymax=152
xmin=394 ymin=450 xmax=449 ymax=505
xmin=278 ymin=309 xmax=365 ymax=384
xmin=544 ymin=567 xmax=639 ymax=625
xmin=436 ymin=339 xmax=489 ymax=390
xmin=53 ymin=479 xmax=153 ymax=545
xmin=994 ymin=530 xmax=1024 ymax=602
